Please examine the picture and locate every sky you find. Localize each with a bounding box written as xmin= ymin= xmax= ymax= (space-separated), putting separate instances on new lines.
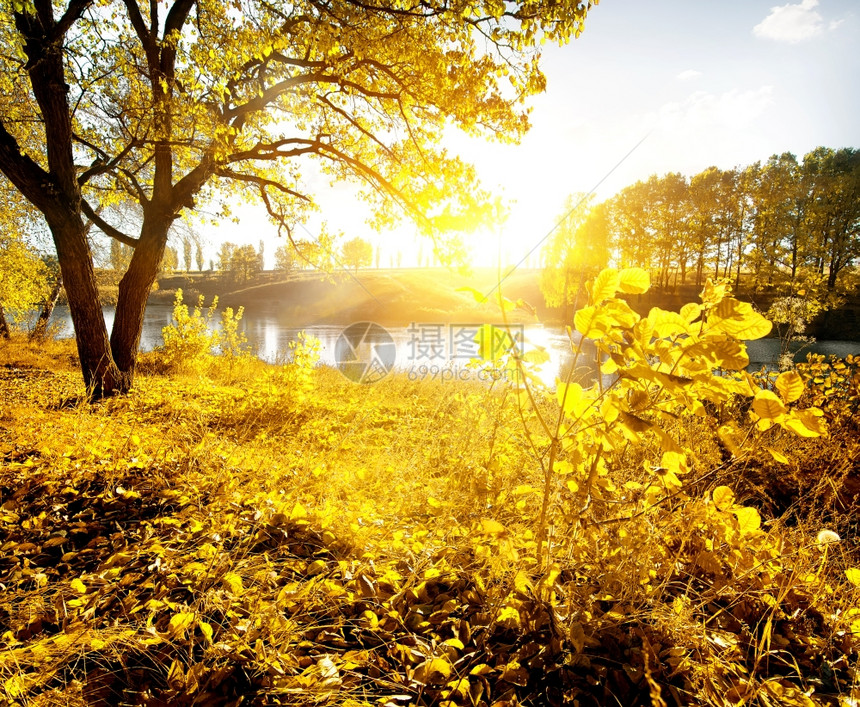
xmin=202 ymin=0 xmax=860 ymax=270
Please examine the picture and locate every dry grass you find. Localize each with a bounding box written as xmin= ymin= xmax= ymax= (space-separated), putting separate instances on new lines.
xmin=0 ymin=336 xmax=858 ymax=706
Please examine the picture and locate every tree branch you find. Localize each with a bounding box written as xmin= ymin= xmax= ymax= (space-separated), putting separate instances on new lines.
xmin=227 ymin=137 xmax=322 ymax=163
xmin=81 ymin=199 xmax=140 ymax=247
xmin=52 ymin=0 xmax=93 ymax=41
xmin=316 ymin=142 xmax=430 ymax=228
xmin=316 ymin=93 xmax=396 ymax=162
xmin=0 ymin=118 xmax=57 ymax=216
xmin=121 ymin=0 xmax=159 ymax=72
xmin=215 ymin=168 xmax=313 ymax=202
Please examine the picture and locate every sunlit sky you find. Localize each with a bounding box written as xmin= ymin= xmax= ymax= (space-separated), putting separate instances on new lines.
xmin=201 ymin=0 xmax=859 ymax=270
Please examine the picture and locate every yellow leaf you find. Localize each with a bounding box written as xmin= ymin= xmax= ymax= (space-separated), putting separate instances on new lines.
xmin=601 ymin=298 xmax=640 ymax=328
xmin=617 ymin=267 xmax=650 ymax=294
xmin=591 ymin=268 xmax=620 ymax=302
xmin=713 ymin=485 xmax=735 ymax=511
xmin=222 ymin=572 xmax=243 ymax=594
xmin=775 ymin=370 xmax=804 ymax=403
xmin=480 ymin=518 xmax=506 ymax=536
xmin=198 ymin=620 xmax=214 ymax=644
xmin=845 ymin=568 xmax=860 ymax=587
xmin=574 ymin=306 xmax=599 ymax=338
xmin=556 ymin=381 xmax=584 ymax=417
xmin=708 ymin=298 xmax=772 ymax=340
xmin=513 ymin=570 xmax=534 ymax=595
xmin=414 ymin=656 xmax=452 ymax=683
xmin=90 ymin=638 xmax=107 ymax=650
xmin=569 ymin=621 xmax=586 ymax=653
xmin=290 ymin=502 xmax=308 ymax=522
xmin=647 ymin=307 xmax=690 ymax=338
xmin=766 ymin=447 xmax=789 ymax=464
xmin=680 ymin=302 xmax=701 ymax=323
xmin=501 ymin=660 xmax=529 ymax=686
xmin=733 ymin=506 xmax=761 ymax=535
xmin=70 ymin=578 xmax=87 ymax=594
xmin=470 ymin=663 xmax=494 ymax=675
xmin=661 ymin=450 xmax=688 ymax=476
xmin=685 ymin=337 xmax=749 ymax=370
xmin=168 ymin=611 xmax=196 ymax=637
xmin=752 ymin=389 xmax=787 ymax=420
xmin=513 ymin=485 xmax=536 ymax=496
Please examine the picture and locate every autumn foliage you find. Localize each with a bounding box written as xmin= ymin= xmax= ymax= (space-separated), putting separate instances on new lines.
xmin=0 ymin=270 xmax=858 ymax=706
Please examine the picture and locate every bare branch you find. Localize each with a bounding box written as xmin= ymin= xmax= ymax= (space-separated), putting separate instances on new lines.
xmin=317 ymin=93 xmax=397 ymax=162
xmin=121 ymin=0 xmax=158 ymax=71
xmin=215 ymin=168 xmax=313 ymax=202
xmin=81 ymin=199 xmax=140 ymax=247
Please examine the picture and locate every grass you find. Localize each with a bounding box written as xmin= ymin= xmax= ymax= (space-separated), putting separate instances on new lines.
xmin=0 ymin=334 xmax=858 ymax=706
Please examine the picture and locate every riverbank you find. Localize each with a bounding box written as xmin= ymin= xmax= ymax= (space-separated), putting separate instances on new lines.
xmin=152 ymin=268 xmax=545 ymax=327
xmin=0 ymin=336 xmax=857 ymax=706
xmin=149 ymin=268 xmax=860 ymax=340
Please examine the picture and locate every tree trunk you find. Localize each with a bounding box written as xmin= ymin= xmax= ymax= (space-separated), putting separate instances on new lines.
xmin=51 ymin=213 xmax=128 ymax=398
xmin=0 ymin=303 xmax=10 ymax=340
xmin=110 ymin=218 xmax=171 ymax=377
xmin=30 ymin=274 xmax=63 ymax=341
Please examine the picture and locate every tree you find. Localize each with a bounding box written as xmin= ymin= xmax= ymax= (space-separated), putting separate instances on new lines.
xmin=182 ymin=236 xmax=193 ymax=272
xmin=217 ymin=242 xmax=237 ymax=273
xmin=274 ymin=243 xmax=296 ymax=272
xmin=30 ymin=256 xmax=63 ymax=342
xmin=802 ymin=147 xmax=860 ymax=288
xmin=110 ymin=238 xmax=134 ymax=272
xmin=0 ymin=0 xmax=593 ymax=397
xmin=540 ymin=193 xmax=600 ymax=317
xmin=340 ymin=236 xmax=374 ymax=271
xmin=195 ymin=240 xmax=205 ymax=272
xmin=160 ymin=245 xmax=179 ymax=275
xmin=0 ymin=233 xmax=49 ymax=338
xmin=0 ymin=180 xmax=49 ymax=337
xmin=228 ymin=244 xmax=262 ymax=283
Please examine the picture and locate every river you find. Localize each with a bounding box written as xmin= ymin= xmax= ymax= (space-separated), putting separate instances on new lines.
xmin=47 ymin=303 xmax=859 ymax=384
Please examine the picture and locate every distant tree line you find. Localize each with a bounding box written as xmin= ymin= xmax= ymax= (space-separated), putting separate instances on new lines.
xmin=543 ymin=147 xmax=860 ymax=308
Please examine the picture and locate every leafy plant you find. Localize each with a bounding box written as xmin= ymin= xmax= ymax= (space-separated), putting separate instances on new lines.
xmin=158 ymin=289 xmax=218 ymax=373
xmin=482 ymin=268 xmax=827 ymax=570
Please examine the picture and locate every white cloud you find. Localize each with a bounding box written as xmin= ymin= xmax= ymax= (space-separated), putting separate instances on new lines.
xmin=676 ymin=70 xmax=702 ymax=81
xmin=753 ymin=0 xmax=840 ymax=43
xmin=659 ymin=87 xmax=775 ymax=131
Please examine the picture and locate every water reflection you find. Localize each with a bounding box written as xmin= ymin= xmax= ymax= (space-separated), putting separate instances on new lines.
xmin=47 ymin=303 xmax=858 ymax=386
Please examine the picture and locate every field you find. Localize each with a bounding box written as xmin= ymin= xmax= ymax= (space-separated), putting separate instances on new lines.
xmin=1 ymin=275 xmax=859 ymax=706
